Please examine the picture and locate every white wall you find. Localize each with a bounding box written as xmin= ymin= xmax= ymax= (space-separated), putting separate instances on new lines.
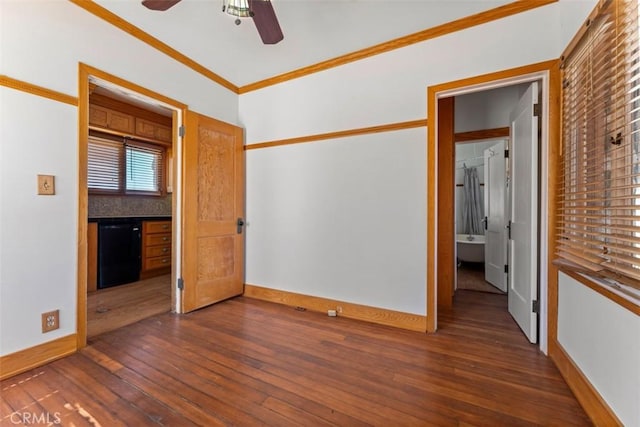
xmin=240 ymin=1 xmax=595 ymax=316
xmin=455 ymin=84 xmax=527 ymax=133
xmin=558 ymin=273 xmax=640 ymax=426
xmin=246 ymin=129 xmax=427 ymax=314
xmin=0 ymin=0 xmax=238 ymax=356
xmin=0 ymin=90 xmax=78 ymax=355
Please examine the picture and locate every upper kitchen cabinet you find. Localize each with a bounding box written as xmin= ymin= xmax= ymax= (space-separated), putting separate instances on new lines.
xmin=89 ymin=91 xmax=172 ymax=146
xmin=135 ymin=118 xmax=172 ymax=144
xmin=89 ymin=105 xmax=135 ymax=134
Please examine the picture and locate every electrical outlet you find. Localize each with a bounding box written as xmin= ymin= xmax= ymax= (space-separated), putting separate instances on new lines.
xmin=41 ymin=310 xmax=60 ymax=333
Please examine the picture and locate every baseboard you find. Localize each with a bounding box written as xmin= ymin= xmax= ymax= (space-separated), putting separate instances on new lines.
xmin=549 ymin=339 xmax=622 ymax=426
xmin=243 ymin=284 xmax=427 ymax=332
xmin=0 ymin=334 xmax=77 ymax=381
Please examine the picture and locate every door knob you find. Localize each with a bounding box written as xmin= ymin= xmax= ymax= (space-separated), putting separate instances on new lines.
xmin=237 ymin=218 xmax=245 ymax=234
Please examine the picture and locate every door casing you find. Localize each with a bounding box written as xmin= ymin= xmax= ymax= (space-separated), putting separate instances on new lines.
xmin=426 ymin=60 xmax=560 ymax=354
xmin=77 ymin=63 xmax=187 ymax=348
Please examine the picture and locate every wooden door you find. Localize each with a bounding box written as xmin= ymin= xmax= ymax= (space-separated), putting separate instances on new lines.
xmin=508 ymin=82 xmax=539 ymax=343
xmin=182 ymin=111 xmax=245 ymax=313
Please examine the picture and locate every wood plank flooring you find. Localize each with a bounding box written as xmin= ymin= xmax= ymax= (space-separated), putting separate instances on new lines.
xmin=456 ymin=262 xmax=504 ymax=294
xmin=87 ymin=274 xmax=171 ymax=338
xmin=1 ymin=291 xmax=591 ymax=426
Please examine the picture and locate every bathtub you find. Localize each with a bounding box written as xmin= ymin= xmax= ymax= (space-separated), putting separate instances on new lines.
xmin=456 ymin=234 xmax=485 ymax=263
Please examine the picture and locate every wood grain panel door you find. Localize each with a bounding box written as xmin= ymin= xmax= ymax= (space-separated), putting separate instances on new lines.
xmin=182 ymin=111 xmax=244 ymax=313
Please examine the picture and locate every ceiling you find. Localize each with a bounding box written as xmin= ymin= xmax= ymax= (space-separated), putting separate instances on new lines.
xmin=93 ymin=0 xmax=514 ymax=88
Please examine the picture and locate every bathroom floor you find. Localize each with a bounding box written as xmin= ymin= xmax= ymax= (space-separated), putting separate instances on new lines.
xmin=456 ymin=262 xmax=505 ymax=294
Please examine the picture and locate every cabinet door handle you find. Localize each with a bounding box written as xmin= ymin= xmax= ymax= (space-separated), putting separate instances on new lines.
xmin=162 ymin=247 xmax=168 ymax=252
xmin=162 ymin=237 xmax=168 ymax=241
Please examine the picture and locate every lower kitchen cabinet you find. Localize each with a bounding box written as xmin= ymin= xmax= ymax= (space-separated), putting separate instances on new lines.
xmin=141 ymin=220 xmax=172 ymax=279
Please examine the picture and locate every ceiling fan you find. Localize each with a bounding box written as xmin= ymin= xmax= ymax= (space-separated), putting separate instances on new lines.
xmin=141 ymin=0 xmax=284 ymax=44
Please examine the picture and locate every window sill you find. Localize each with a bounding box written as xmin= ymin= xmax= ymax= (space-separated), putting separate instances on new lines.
xmin=556 ymin=267 xmax=640 ymax=316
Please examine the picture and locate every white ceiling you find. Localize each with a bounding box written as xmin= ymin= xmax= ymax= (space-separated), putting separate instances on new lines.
xmin=94 ymin=0 xmax=513 ymax=87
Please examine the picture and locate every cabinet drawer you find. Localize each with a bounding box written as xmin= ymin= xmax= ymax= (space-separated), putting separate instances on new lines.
xmin=145 ymin=256 xmax=171 ymax=270
xmin=146 ymin=245 xmax=171 ymax=258
xmin=145 ymin=221 xmax=171 ymax=234
xmin=145 ymin=233 xmax=171 ymax=246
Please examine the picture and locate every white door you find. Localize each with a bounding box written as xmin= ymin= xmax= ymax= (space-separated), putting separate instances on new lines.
xmin=484 ymin=141 xmax=508 ymax=292
xmin=508 ymin=82 xmax=539 ymax=343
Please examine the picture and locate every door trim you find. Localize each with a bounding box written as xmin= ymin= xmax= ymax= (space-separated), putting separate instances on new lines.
xmin=426 ymin=60 xmax=560 ymax=354
xmin=77 ymin=63 xmax=187 ymax=348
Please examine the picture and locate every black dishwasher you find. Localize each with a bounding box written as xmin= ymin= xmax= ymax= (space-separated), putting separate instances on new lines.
xmin=97 ymin=219 xmax=142 ymax=289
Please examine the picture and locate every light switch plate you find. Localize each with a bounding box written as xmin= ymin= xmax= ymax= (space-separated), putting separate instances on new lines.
xmin=37 ymin=175 xmax=55 ymax=195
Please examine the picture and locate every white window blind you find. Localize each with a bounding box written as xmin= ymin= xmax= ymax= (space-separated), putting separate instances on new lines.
xmin=126 ymin=142 xmax=163 ymax=194
xmin=558 ymin=0 xmax=640 ymax=291
xmin=88 ymin=136 xmax=123 ymax=192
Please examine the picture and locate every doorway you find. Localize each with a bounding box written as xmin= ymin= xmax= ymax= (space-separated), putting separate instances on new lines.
xmin=77 ymin=63 xmax=187 ymax=347
xmin=454 ymin=137 xmax=508 ymax=296
xmin=426 ymin=60 xmax=560 ymax=353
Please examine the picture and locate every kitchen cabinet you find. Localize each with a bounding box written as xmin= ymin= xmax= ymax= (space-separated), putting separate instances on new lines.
xmin=135 ymin=118 xmax=172 ymax=144
xmin=89 ymin=105 xmax=135 ymax=133
xmin=141 ymin=220 xmax=172 ymax=279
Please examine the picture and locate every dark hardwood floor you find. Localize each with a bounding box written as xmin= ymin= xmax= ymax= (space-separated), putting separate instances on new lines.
xmin=1 ymin=291 xmax=591 ymax=426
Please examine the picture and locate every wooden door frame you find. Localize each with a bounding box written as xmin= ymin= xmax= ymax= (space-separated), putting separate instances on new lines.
xmin=76 ymin=63 xmax=187 ymax=348
xmin=426 ymin=60 xmax=560 ymax=354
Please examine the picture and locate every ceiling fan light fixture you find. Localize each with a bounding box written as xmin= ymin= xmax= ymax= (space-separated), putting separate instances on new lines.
xmin=223 ymin=0 xmax=252 ymax=19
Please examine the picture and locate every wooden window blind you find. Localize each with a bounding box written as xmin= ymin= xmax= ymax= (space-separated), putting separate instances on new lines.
xmin=558 ymin=0 xmax=640 ymax=291
xmin=88 ymin=133 xmax=165 ymax=196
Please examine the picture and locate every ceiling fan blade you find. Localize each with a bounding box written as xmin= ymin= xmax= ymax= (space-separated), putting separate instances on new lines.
xmin=141 ymin=0 xmax=181 ymax=11
xmin=249 ymin=0 xmax=283 ymax=45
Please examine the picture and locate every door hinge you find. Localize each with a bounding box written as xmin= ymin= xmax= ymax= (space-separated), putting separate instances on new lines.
xmin=506 ymin=220 xmax=512 ymax=240
xmin=179 ymin=125 xmax=185 ymax=138
xmin=504 ymin=264 xmax=509 ymax=274
xmin=532 ymin=300 xmax=539 ymax=313
xmin=504 ymin=149 xmax=509 ymax=158
xmin=178 ymin=277 xmax=184 ymax=290
xmin=533 ymin=103 xmax=541 ymax=117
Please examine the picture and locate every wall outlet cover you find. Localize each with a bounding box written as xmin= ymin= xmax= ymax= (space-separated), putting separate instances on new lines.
xmin=41 ymin=310 xmax=60 ymax=333
xmin=37 ymin=175 xmax=55 ymax=195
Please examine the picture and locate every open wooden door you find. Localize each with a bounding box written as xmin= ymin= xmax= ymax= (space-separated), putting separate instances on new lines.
xmin=182 ymin=110 xmax=245 ymax=313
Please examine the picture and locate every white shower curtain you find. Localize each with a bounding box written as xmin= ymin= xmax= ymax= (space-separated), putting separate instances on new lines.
xmin=462 ymin=165 xmax=484 ymax=235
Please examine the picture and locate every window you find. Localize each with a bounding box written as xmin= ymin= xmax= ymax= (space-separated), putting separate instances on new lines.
xmin=558 ymin=0 xmax=640 ymax=293
xmin=88 ymin=134 xmax=165 ymax=196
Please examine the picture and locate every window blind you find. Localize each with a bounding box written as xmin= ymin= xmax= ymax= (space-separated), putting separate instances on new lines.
xmin=88 ymin=133 xmax=165 ymax=196
xmin=126 ymin=142 xmax=164 ymax=195
xmin=558 ymin=0 xmax=640 ymax=290
xmin=88 ymin=136 xmax=123 ymax=192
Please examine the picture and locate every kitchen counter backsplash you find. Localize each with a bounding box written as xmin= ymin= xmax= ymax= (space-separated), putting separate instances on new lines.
xmin=89 ymin=194 xmax=172 ymax=218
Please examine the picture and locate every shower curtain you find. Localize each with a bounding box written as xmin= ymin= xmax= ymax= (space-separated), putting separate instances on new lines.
xmin=462 ymin=165 xmax=484 ymax=235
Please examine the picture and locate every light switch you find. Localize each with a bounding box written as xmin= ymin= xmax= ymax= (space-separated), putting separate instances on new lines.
xmin=37 ymin=175 xmax=55 ymax=195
